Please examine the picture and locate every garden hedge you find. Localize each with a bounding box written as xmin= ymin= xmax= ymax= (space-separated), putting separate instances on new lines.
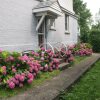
xmin=89 ymin=30 xmax=100 ymax=53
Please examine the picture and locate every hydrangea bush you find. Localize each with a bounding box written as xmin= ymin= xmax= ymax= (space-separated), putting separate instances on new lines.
xmin=0 ymin=50 xmax=41 ymax=89
xmin=29 ymin=48 xmax=59 ymax=72
xmin=68 ymin=43 xmax=93 ymax=56
xmin=53 ymin=47 xmax=74 ymax=63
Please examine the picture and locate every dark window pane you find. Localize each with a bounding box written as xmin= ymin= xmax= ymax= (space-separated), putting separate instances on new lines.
xmin=65 ymin=14 xmax=68 ymax=30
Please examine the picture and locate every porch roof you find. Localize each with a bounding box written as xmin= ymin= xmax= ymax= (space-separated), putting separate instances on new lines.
xmin=32 ymin=0 xmax=63 ymax=16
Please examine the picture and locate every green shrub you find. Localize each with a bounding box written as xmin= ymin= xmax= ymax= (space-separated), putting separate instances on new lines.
xmin=89 ymin=30 xmax=100 ymax=52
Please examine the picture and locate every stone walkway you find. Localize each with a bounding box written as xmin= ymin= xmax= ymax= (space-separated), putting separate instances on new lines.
xmin=2 ymin=54 xmax=100 ymax=100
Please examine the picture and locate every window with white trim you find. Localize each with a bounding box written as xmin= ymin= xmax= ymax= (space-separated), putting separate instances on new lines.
xmin=50 ymin=18 xmax=55 ymax=29
xmin=48 ymin=18 xmax=56 ymax=30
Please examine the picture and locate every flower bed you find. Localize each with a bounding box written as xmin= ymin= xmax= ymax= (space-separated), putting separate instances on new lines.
xmin=53 ymin=43 xmax=92 ymax=64
xmin=0 ymin=49 xmax=59 ymax=89
xmin=0 ymin=43 xmax=93 ymax=90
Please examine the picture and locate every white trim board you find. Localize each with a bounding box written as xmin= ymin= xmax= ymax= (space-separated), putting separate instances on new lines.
xmin=0 ymin=44 xmax=36 ymax=47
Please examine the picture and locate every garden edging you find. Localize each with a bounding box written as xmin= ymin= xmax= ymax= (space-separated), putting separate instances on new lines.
xmin=2 ymin=53 xmax=100 ymax=100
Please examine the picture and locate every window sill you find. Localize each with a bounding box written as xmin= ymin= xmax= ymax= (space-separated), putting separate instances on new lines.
xmin=50 ymin=28 xmax=56 ymax=31
xmin=38 ymin=33 xmax=44 ymax=35
xmin=65 ymin=30 xmax=70 ymax=34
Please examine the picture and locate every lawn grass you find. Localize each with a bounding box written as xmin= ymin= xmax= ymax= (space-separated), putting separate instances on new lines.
xmin=0 ymin=56 xmax=88 ymax=99
xmin=59 ymin=60 xmax=100 ymax=100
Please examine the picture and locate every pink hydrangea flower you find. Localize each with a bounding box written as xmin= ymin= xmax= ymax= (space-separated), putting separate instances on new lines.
xmin=66 ymin=50 xmax=71 ymax=55
xmin=19 ymin=54 xmax=29 ymax=61
xmin=19 ymin=75 xmax=25 ymax=82
xmin=31 ymin=51 xmax=35 ymax=55
xmin=41 ymin=47 xmax=45 ymax=51
xmin=69 ymin=56 xmax=74 ymax=62
xmin=15 ymin=80 xmax=19 ymax=85
xmin=12 ymin=68 xmax=16 ymax=73
xmin=27 ymin=78 xmax=33 ymax=84
xmin=11 ymin=77 xmax=17 ymax=83
xmin=27 ymin=73 xmax=34 ymax=79
xmin=34 ymin=53 xmax=39 ymax=56
xmin=15 ymin=74 xmax=20 ymax=80
xmin=2 ymin=66 xmax=6 ymax=70
xmin=9 ymin=56 xmax=15 ymax=61
xmin=46 ymin=49 xmax=51 ymax=53
xmin=21 ymin=73 xmax=25 ymax=77
xmin=8 ymin=81 xmax=15 ymax=89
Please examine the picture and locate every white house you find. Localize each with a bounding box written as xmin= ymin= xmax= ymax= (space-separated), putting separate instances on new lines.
xmin=0 ymin=0 xmax=78 ymax=51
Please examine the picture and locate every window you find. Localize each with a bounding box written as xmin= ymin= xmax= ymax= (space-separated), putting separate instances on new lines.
xmin=65 ymin=14 xmax=69 ymax=31
xmin=48 ymin=18 xmax=56 ymax=30
xmin=50 ymin=18 xmax=55 ymax=30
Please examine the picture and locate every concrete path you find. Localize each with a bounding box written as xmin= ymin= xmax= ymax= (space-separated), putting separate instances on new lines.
xmin=2 ymin=54 xmax=100 ymax=100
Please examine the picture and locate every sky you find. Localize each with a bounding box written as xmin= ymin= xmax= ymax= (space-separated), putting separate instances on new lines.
xmin=83 ymin=0 xmax=100 ymax=17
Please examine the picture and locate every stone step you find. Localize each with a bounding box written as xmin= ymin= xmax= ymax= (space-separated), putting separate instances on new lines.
xmin=59 ymin=62 xmax=69 ymax=70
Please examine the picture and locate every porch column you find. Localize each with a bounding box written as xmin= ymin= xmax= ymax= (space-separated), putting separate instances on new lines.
xmin=36 ymin=14 xmax=46 ymax=31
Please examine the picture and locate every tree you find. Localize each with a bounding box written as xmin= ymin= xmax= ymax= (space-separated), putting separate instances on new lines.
xmin=92 ymin=9 xmax=100 ymax=30
xmin=73 ymin=0 xmax=92 ymax=43
xmin=92 ymin=22 xmax=100 ymax=30
xmin=89 ymin=29 xmax=100 ymax=52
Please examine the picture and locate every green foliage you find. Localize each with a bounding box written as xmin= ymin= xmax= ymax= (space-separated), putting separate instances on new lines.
xmin=80 ymin=32 xmax=89 ymax=43
xmin=92 ymin=22 xmax=100 ymax=30
xmin=85 ymin=43 xmax=92 ymax=49
xmin=73 ymin=0 xmax=92 ymax=42
xmin=11 ymin=52 xmax=21 ymax=58
xmin=0 ymin=51 xmax=10 ymax=59
xmin=89 ymin=30 xmax=100 ymax=52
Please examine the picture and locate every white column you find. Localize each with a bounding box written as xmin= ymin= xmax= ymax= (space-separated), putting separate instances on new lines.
xmin=36 ymin=15 xmax=46 ymax=31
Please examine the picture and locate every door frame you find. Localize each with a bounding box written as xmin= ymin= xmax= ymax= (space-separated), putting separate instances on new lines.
xmin=37 ymin=17 xmax=46 ymax=48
